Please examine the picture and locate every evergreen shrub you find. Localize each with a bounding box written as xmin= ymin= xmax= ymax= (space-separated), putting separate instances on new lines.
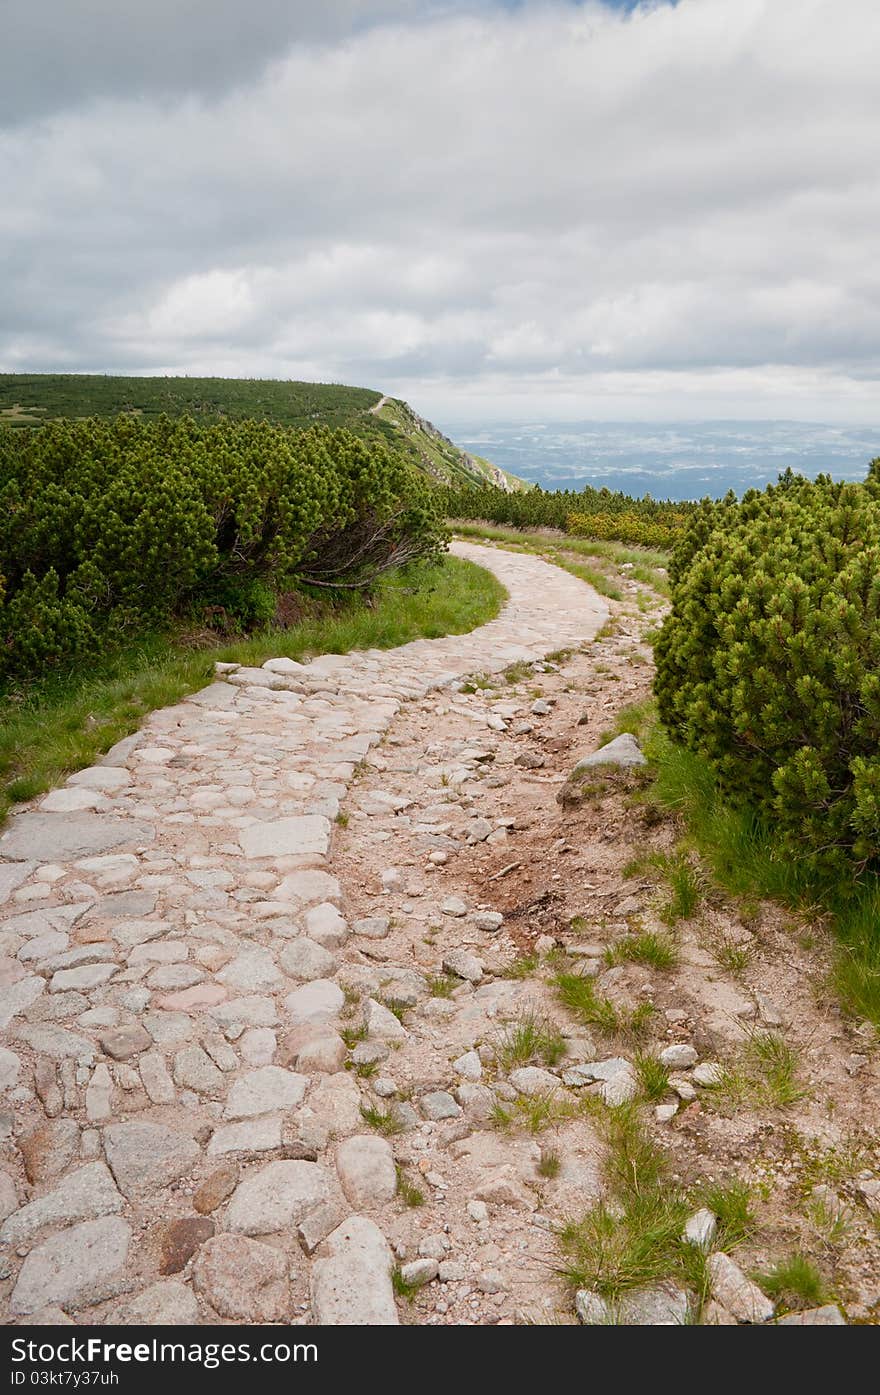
xmin=0 ymin=415 xmax=444 ymax=681
xmin=655 ymin=466 xmax=880 ymax=876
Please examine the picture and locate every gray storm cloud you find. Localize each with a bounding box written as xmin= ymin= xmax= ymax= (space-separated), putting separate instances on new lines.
xmin=2 ymin=0 xmax=879 ymax=422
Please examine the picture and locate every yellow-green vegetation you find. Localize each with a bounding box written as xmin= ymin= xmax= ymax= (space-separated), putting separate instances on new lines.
xmin=632 ymin=1052 xmax=671 ymax=1101
xmin=0 ymin=554 xmax=505 ymax=825
xmin=396 ymin=1166 xmax=426 ymax=1208
xmin=538 ymin=1147 xmax=562 ymax=1179
xmin=438 ymin=480 xmax=688 ymax=561
xmin=567 ymin=507 xmax=684 ymax=550
xmin=361 ymin=1104 xmax=405 ymax=1137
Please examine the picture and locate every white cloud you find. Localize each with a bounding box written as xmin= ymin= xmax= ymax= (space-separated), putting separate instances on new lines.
xmin=2 ymin=0 xmax=879 ymax=423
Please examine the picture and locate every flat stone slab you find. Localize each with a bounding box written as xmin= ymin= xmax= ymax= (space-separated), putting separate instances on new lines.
xmin=311 ymin=1215 xmax=399 ymax=1325
xmin=192 ymin=1233 xmax=288 ymax=1321
xmin=239 ymin=816 xmax=331 ymax=859
xmin=1 ymin=1163 xmax=123 ymax=1246
xmin=224 ymin=1066 xmax=308 ymax=1119
xmin=0 ymin=814 xmax=155 ymax=862
xmin=224 ymin=1160 xmax=331 ymax=1235
xmin=10 ymin=1216 xmax=131 ymax=1314
xmin=104 ymin=1122 xmax=200 ymax=1198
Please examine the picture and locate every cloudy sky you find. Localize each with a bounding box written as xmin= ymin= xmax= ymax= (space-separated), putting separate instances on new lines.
xmin=2 ymin=0 xmax=878 ymax=423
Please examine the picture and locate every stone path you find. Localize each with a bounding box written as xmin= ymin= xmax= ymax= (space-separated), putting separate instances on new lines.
xmin=0 ymin=543 xmax=608 ymax=1324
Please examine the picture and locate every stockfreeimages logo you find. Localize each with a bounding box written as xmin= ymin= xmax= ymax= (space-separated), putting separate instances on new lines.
xmin=10 ymin=1339 xmax=318 ymax=1374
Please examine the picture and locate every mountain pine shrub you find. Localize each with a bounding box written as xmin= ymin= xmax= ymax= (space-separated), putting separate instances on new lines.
xmin=0 ymin=415 xmax=444 ymax=681
xmin=655 ymin=467 xmax=880 ymax=877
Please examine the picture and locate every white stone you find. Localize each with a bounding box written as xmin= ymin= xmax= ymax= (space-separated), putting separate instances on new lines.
xmin=276 ymin=870 xmax=342 ymax=908
xmin=693 ymin=1061 xmax=725 ymax=1087
xmin=0 ymin=976 xmax=45 ymax=1029
xmin=335 ymin=1135 xmax=397 ymax=1206
xmin=442 ymin=948 xmax=483 ymax=983
xmin=85 ymin=1063 xmax=114 ymax=1122
xmin=0 ymin=1163 xmax=122 ymax=1245
xmin=303 ymin=903 xmax=349 ymax=947
xmin=217 ymin=947 xmax=283 ymax=992
xmin=279 ymin=938 xmax=337 ymax=981
xmin=0 ymin=1047 xmax=21 ymax=1093
xmin=573 ymin=733 xmax=647 ymax=771
xmin=208 ymin=1115 xmax=283 ymax=1156
xmin=707 ymin=1252 xmax=775 ymax=1323
xmin=364 ymin=997 xmax=407 ymax=1041
xmin=68 ymin=768 xmax=131 ymax=791
xmin=41 ymin=788 xmax=109 ymax=813
xmin=240 ymin=1028 xmax=277 ymax=1066
xmin=239 ymin=816 xmax=330 ymax=859
xmin=103 ymin=1122 xmax=199 ymax=1198
xmin=310 ymin=1215 xmax=399 ymax=1325
xmin=139 ymin=1051 xmax=176 ymax=1105
xmin=659 ymin=1044 xmax=698 ymax=1069
xmin=453 ymin=1049 xmax=482 ymax=1081
xmin=173 ymin=1045 xmax=225 ymax=1095
xmin=285 ymin=979 xmax=345 ymax=1027
xmin=224 ymin=1159 xmax=331 ymax=1235
xmin=224 ymin=1066 xmax=308 ymax=1118
xmin=109 ymin=1280 xmax=199 ymax=1325
xmin=683 ymin=1208 xmax=718 ymax=1250
xmin=10 ymin=1216 xmax=131 ymax=1314
xmin=509 ymin=1066 xmax=561 ymax=1096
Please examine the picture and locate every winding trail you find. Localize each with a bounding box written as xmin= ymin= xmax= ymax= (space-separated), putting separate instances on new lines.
xmin=0 ymin=544 xmax=609 ymax=1324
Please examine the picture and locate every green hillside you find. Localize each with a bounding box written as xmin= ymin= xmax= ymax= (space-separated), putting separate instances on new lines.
xmin=0 ymin=373 xmax=527 ymax=492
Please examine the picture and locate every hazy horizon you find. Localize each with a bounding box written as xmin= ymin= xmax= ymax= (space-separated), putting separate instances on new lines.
xmin=440 ymin=417 xmax=880 ymax=500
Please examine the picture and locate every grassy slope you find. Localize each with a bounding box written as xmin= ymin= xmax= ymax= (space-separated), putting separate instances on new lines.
xmin=0 ymin=372 xmax=527 ymax=491
xmin=0 ymin=555 xmax=505 ymax=824
xmin=374 ymin=398 xmax=529 ymax=492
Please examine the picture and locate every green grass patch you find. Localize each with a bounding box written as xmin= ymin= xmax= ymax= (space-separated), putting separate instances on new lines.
xmin=496 ymin=1011 xmax=568 ymax=1071
xmin=360 ymin=1104 xmax=405 ymax=1137
xmin=491 ymin=1091 xmax=580 ymax=1135
xmin=559 ymin=1105 xmax=760 ymax=1314
xmin=695 ymin=1179 xmax=756 ymax=1250
xmin=640 ymin=720 xmax=880 ymax=1028
xmin=538 ymin=1146 xmax=562 ymax=1179
xmin=605 ymin=931 xmax=678 ymax=971
xmin=0 ymin=556 xmax=505 ymax=825
xmin=756 ymin=1254 xmax=828 ymax=1310
xmin=554 ymin=971 xmax=655 ymax=1040
xmin=396 ymin=1166 xmax=426 ymax=1208
xmin=720 ymin=1031 xmax=807 ymax=1110
xmin=391 ymin=1265 xmax=421 ymax=1301
xmin=559 ymin=1105 xmax=696 ymax=1303
xmin=632 ymin=1051 xmax=671 ymax=1101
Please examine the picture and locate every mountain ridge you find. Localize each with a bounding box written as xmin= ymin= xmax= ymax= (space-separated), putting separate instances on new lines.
xmin=0 ymin=372 xmax=527 ymax=493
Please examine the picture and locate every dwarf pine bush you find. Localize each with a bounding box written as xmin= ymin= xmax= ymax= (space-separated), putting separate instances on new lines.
xmin=0 ymin=415 xmax=444 ymax=681
xmin=655 ymin=465 xmax=880 ymax=877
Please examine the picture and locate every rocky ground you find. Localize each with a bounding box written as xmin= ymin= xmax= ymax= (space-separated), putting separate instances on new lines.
xmin=0 ymin=539 xmax=878 ymax=1326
